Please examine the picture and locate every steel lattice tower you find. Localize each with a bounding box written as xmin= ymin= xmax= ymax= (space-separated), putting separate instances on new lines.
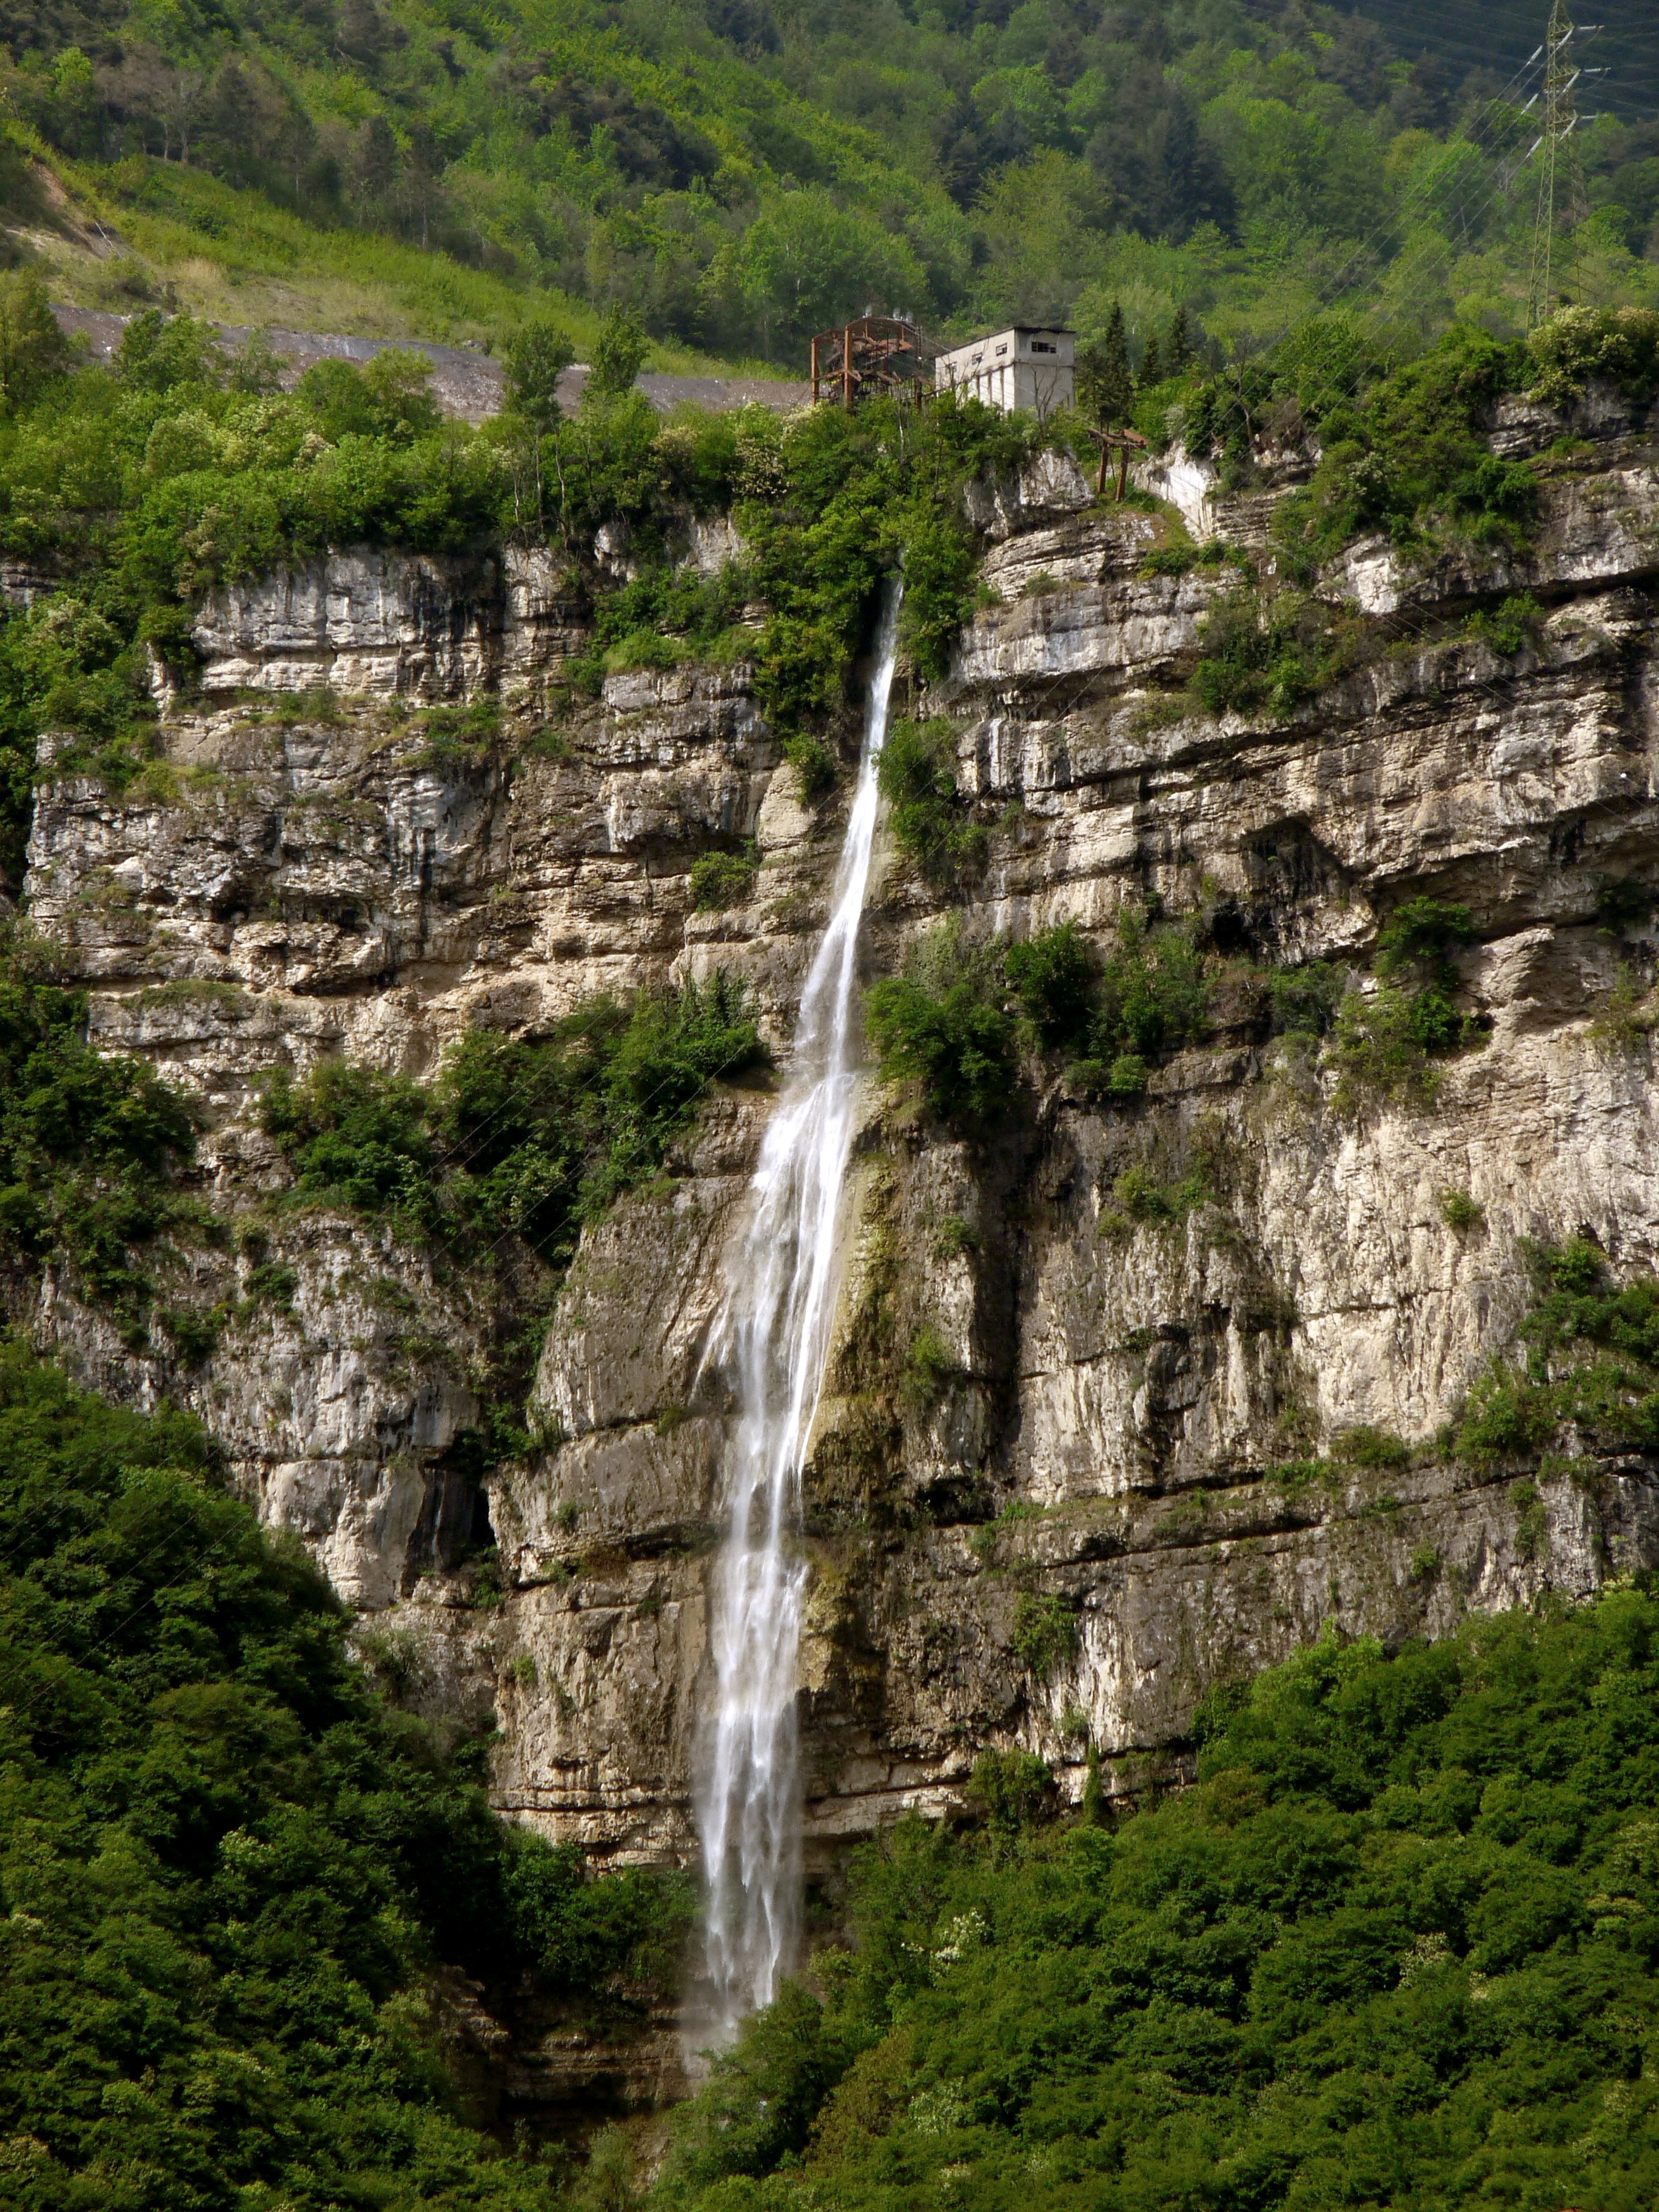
xmin=1527 ymin=0 xmax=1587 ymax=327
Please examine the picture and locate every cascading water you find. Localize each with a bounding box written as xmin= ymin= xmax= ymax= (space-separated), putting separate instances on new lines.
xmin=695 ymin=578 xmax=903 ymax=2038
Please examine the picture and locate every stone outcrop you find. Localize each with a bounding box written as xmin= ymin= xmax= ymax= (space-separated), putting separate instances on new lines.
xmin=22 ymin=387 xmax=1659 ymax=1887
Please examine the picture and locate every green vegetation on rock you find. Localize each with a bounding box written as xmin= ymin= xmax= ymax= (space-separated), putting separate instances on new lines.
xmin=260 ymin=973 xmax=766 ymax=1262
xmin=876 ymin=717 xmax=983 ymax=887
xmin=1455 ymin=1238 xmax=1659 ymax=1469
xmin=0 ymin=954 xmax=201 ymax=1342
xmin=1329 ymin=896 xmax=1483 ymax=1117
xmin=867 ymin=925 xmax=1016 ymax=1128
xmin=871 ymin=912 xmax=1362 ymax=1128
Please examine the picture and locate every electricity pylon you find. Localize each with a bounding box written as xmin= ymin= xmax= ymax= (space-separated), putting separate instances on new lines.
xmin=1527 ymin=0 xmax=1590 ymax=327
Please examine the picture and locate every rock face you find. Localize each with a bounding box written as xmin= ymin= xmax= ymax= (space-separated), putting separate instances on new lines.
xmin=24 ymin=397 xmax=1659 ymax=1891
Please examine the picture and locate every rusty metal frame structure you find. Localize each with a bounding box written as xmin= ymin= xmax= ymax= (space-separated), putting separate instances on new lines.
xmin=809 ymin=315 xmax=938 ymax=409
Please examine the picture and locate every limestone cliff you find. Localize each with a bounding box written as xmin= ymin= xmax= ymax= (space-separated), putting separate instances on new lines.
xmin=21 ymin=386 xmax=1659 ymax=1905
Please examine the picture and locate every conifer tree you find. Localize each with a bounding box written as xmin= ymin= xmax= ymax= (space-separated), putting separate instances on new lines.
xmin=1166 ymin=304 xmax=1193 ymax=372
xmin=1139 ymin=330 xmax=1163 ymax=387
xmin=1077 ymin=300 xmax=1133 ymax=427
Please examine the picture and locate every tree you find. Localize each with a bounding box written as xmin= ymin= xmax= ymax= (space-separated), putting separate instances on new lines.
xmin=506 ymin=315 xmax=576 ymax=431
xmin=729 ymin=189 xmax=927 ymax=357
xmin=0 ymin=277 xmax=71 ymax=416
xmin=352 ymin=112 xmax=399 ymax=210
xmin=588 ymin=304 xmax=649 ymax=397
xmin=47 ymin=45 xmax=101 ymax=159
xmin=1166 ymin=304 xmax=1194 ymax=372
xmin=115 ymin=310 xmax=225 ymax=395
xmin=1139 ymin=329 xmax=1164 ymax=386
xmin=228 ymin=328 xmax=286 ymax=396
xmin=1077 ymin=299 xmax=1133 ymax=427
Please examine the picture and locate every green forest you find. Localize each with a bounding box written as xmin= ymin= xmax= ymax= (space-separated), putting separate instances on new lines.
xmin=0 ymin=1338 xmax=694 ymax=2210
xmin=660 ymin=1592 xmax=1659 ymax=2212
xmin=2 ymin=0 xmax=1658 ymax=364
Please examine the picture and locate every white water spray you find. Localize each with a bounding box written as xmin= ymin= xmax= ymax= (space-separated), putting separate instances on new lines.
xmin=695 ymin=579 xmax=903 ymax=2036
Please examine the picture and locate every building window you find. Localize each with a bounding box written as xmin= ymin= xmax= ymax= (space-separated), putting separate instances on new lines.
xmin=1033 ymin=341 xmax=1054 ymax=355
xmin=996 ymin=343 xmax=1008 ymax=356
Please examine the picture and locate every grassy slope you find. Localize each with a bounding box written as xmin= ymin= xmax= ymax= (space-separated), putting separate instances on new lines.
xmin=4 ymin=139 xmax=745 ymax=370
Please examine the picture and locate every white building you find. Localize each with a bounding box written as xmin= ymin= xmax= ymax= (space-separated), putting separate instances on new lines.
xmin=934 ymin=326 xmax=1074 ymax=414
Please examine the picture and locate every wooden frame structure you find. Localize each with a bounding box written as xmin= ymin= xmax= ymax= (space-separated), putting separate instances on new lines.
xmin=1091 ymin=424 xmax=1148 ymax=498
xmin=809 ymin=316 xmax=938 ymax=409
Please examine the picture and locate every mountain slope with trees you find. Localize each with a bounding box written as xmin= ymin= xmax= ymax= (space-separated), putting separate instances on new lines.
xmin=3 ymin=0 xmax=1657 ymax=367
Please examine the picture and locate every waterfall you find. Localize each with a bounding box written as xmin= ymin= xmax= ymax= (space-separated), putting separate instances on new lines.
xmin=695 ymin=578 xmax=903 ymax=2037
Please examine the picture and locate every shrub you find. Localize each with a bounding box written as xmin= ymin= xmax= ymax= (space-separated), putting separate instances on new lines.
xmin=897 ymin=508 xmax=983 ymax=680
xmin=901 ymin=1322 xmax=957 ymax=1414
xmin=660 ymin=1983 xmax=848 ymax=2194
xmin=1111 ymin=1164 xmax=1208 ymax=1225
xmin=1466 ymin=592 xmax=1542 ymax=656
xmin=1439 ymin=1188 xmax=1483 ymax=1232
xmin=1005 ymin=923 xmax=1097 ymax=1054
xmin=258 ymin=1057 xmax=435 ymax=1227
xmin=877 ymin=716 xmax=984 ymax=884
xmin=1330 ymin=898 xmax=1481 ymax=1114
xmin=967 ymin=1749 xmax=1057 ymax=1843
xmin=1332 ymin=1424 xmax=1410 ymax=1472
xmin=1453 ymin=1360 xmax=1555 ymax=1467
xmin=1094 ymin=909 xmax=1209 ymax=1061
xmin=115 ymin=307 xmax=227 ymax=394
xmin=1589 ymin=964 xmax=1659 ymax=1047
xmin=1272 ymin=323 xmax=1536 ymax=560
xmin=260 ymin=976 xmax=765 ymax=1269
xmin=1328 ymin=983 xmax=1446 ymax=1115
xmin=1191 ymin=585 xmax=1333 ymax=720
xmin=1267 ymin=959 xmax=1344 ymax=1036
xmin=1527 ymin=304 xmax=1659 ymax=407
xmin=866 ymin=926 xmax=1016 ymax=1125
xmin=1000 ymin=912 xmax=1212 ymax=1094
xmin=572 ymin=563 xmax=752 ymax=694
xmin=1509 ymin=1475 xmax=1550 ymax=1561
xmin=0 ymin=970 xmax=199 ymax=1332
xmin=1375 ymin=896 xmax=1475 ymax=977
xmin=690 ymin=845 xmax=759 ymax=911
xmin=590 ymin=971 xmax=767 ymax=1203
xmin=410 ymin=695 xmax=500 ymax=768
xmin=781 ymin=729 xmax=837 ymax=800
xmin=1009 ymin=1594 xmax=1079 ymax=1682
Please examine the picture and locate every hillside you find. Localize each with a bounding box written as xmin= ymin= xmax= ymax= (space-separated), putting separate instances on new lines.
xmin=4 ymin=0 xmax=1659 ymax=370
